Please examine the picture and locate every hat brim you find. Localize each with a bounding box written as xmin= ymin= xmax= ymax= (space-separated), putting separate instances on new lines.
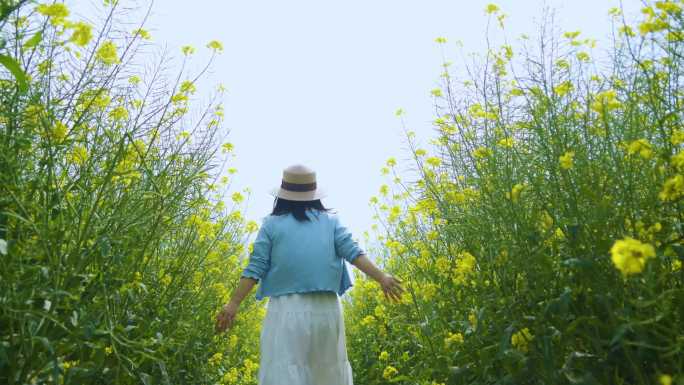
xmin=269 ymin=187 xmax=327 ymax=201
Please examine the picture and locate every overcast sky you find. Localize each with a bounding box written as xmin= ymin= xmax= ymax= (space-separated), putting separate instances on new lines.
xmin=72 ymin=0 xmax=643 ymax=258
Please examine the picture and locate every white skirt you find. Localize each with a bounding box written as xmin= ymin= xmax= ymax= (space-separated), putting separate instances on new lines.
xmin=258 ymin=291 xmax=354 ymax=385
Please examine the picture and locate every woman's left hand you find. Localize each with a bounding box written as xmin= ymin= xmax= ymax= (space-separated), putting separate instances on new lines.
xmin=215 ymin=302 xmax=239 ymax=334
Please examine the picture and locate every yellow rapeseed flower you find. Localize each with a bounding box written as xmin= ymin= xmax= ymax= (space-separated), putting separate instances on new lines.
xmin=659 ymin=374 xmax=673 ymax=385
xmin=539 ymin=210 xmax=554 ymax=231
xmin=231 ymin=192 xmax=244 ymax=204
xmin=420 ymin=282 xmax=438 ymax=300
xmin=208 ymin=352 xmax=223 ymax=366
xmin=382 ymin=365 xmax=398 ymax=380
xmin=161 ymin=274 xmax=172 ymax=286
xmin=626 ymin=139 xmax=654 ymax=159
xmin=171 ymin=93 xmax=189 ymax=104
xmin=554 ymin=81 xmax=574 ymax=97
xmin=507 ymin=183 xmax=525 ymax=203
xmin=96 ymin=41 xmax=120 ymax=65
xmin=659 ymin=174 xmax=684 ymax=201
xmin=639 ymin=18 xmax=669 ymax=36
xmin=69 ymin=22 xmax=93 ymax=46
xmin=555 ymin=60 xmax=570 ymax=70
xmin=180 ymin=80 xmax=197 ymax=95
xmin=511 ymin=327 xmax=534 ymax=352
xmin=554 ymin=228 xmax=565 ymax=240
xmin=245 ymin=221 xmax=258 ymax=233
xmin=591 ymin=89 xmax=621 ymax=114
xmin=671 ymin=129 xmax=684 ymax=145
xmin=497 ymin=137 xmax=514 ymax=148
xmin=559 ymin=151 xmax=575 ymax=170
xmin=576 ymin=52 xmax=590 ymax=62
xmin=435 ymin=256 xmax=450 ymax=274
xmin=501 ymin=45 xmax=513 ymax=60
xmin=222 ymin=142 xmax=234 ymax=153
xmin=229 ymin=334 xmax=239 ymax=349
xmin=485 ymin=4 xmax=500 ymax=14
xmin=673 ymin=260 xmax=682 ymax=271
xmin=222 ymin=368 xmax=239 ymax=384
xmin=61 ymin=360 xmax=79 ymax=369
xmin=388 ymin=205 xmax=401 ymax=222
xmin=563 ymin=31 xmax=581 ymax=39
xmin=446 ymin=189 xmax=467 ymax=204
xmin=133 ymin=28 xmax=152 ymax=40
xmin=452 ymin=251 xmax=476 ymax=284
xmin=510 ymin=88 xmax=524 ymax=96
xmin=472 ymin=147 xmax=493 ymax=159
xmin=207 ymin=40 xmax=224 ymax=53
xmin=67 ymin=145 xmax=88 ymax=165
xmin=361 ymin=315 xmax=376 ymax=327
xmin=78 ymin=88 xmax=111 ymax=111
xmin=182 ymin=45 xmax=196 ymax=56
xmin=610 ymin=237 xmax=656 ymax=276
xmin=468 ymin=312 xmax=478 ymax=328
xmin=109 ymin=106 xmax=129 ymax=121
xmin=444 ymin=331 xmax=464 ymax=347
xmin=426 ymin=157 xmax=441 ymax=167
xmin=655 ymin=1 xmax=682 ymax=14
xmin=48 ymin=121 xmax=68 ymax=142
xmin=379 ymin=351 xmax=389 ymax=361
xmin=619 ymin=25 xmax=636 ymax=37
xmin=36 ymin=3 xmax=69 ymax=25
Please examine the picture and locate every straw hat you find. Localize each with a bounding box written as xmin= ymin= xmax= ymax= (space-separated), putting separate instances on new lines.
xmin=270 ymin=164 xmax=327 ymax=201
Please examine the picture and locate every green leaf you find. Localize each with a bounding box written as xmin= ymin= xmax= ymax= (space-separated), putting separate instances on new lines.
xmin=671 ymin=243 xmax=684 ymax=258
xmin=0 ymin=54 xmax=28 ymax=93
xmin=24 ymin=31 xmax=42 ymax=49
xmin=32 ymin=336 xmax=54 ymax=354
xmin=563 ymin=371 xmax=601 ymax=385
xmin=388 ymin=375 xmax=411 ymax=383
xmin=139 ymin=372 xmax=152 ymax=385
xmin=0 ymin=1 xmax=30 ymax=24
xmin=561 ymin=258 xmax=595 ymax=269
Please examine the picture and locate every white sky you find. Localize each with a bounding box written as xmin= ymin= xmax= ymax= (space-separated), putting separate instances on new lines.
xmin=72 ymin=0 xmax=643 ymax=254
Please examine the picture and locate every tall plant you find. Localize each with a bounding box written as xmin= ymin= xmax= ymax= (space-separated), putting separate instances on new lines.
xmin=346 ymin=1 xmax=684 ymax=384
xmin=0 ymin=1 xmax=261 ymax=384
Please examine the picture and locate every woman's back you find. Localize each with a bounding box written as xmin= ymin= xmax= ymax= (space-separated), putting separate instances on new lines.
xmin=241 ymin=208 xmax=363 ymax=301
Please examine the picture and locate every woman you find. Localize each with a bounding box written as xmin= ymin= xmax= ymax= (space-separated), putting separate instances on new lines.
xmin=214 ymin=164 xmax=405 ymax=385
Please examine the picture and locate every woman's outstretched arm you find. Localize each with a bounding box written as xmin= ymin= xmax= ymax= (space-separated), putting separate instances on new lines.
xmin=350 ymin=253 xmax=385 ymax=282
xmin=228 ymin=276 xmax=258 ymax=307
xmin=351 ymin=254 xmax=405 ymax=302
xmin=215 ymin=277 xmax=257 ymax=334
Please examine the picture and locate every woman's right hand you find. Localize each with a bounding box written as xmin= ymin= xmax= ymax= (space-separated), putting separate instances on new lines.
xmin=379 ymin=273 xmax=405 ymax=303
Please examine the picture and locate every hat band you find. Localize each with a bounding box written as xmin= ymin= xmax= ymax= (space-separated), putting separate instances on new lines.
xmin=281 ymin=181 xmax=317 ymax=192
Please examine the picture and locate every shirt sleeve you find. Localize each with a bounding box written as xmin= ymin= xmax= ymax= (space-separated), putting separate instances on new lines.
xmin=240 ymin=219 xmax=272 ymax=282
xmin=334 ymin=215 xmax=364 ymax=263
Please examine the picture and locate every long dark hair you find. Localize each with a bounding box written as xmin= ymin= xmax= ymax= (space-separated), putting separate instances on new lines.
xmin=271 ymin=197 xmax=332 ymax=222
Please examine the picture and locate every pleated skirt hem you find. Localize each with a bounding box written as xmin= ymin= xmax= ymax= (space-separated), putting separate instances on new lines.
xmin=258 ymin=291 xmax=354 ymax=385
xmin=258 ymin=360 xmax=353 ymax=385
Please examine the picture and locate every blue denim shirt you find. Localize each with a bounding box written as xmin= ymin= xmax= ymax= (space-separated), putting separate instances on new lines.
xmin=240 ymin=209 xmax=364 ymax=301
